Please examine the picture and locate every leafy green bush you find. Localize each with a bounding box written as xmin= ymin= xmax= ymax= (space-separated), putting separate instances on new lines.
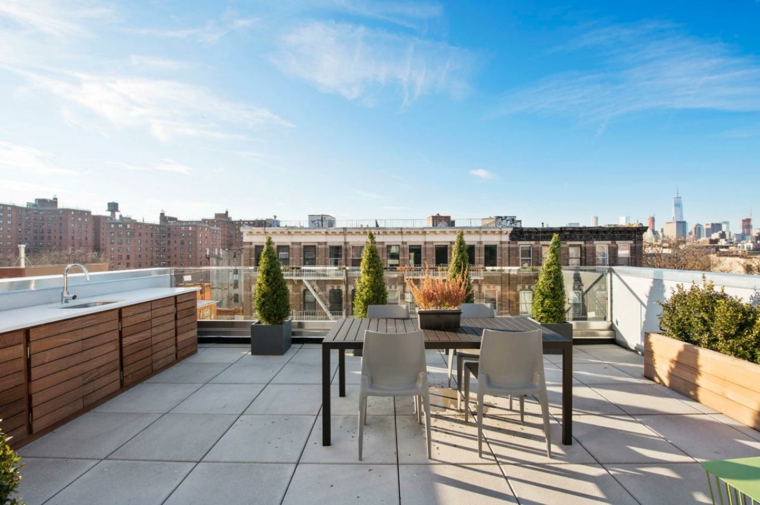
xmin=659 ymin=278 xmax=760 ymax=364
xmin=448 ymin=230 xmax=474 ymax=303
xmin=353 ymin=231 xmax=387 ymax=317
xmin=254 ymin=236 xmax=291 ymax=325
xmin=1 ymin=425 xmax=24 ymax=505
xmin=532 ymin=234 xmax=566 ymax=324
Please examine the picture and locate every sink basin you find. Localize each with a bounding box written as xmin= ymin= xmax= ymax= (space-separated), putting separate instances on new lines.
xmin=53 ymin=300 xmax=123 ymax=309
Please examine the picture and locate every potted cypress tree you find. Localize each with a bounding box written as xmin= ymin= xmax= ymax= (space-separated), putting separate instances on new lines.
xmin=532 ymin=233 xmax=573 ymax=340
xmin=251 ymin=236 xmax=292 ymax=355
xmin=448 ymin=230 xmax=474 ymax=303
xmin=353 ymin=231 xmax=387 ymax=318
xmin=0 ymin=424 xmax=24 ymax=505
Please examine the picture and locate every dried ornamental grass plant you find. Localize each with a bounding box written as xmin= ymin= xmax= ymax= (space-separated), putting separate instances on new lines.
xmin=405 ymin=269 xmax=468 ymax=310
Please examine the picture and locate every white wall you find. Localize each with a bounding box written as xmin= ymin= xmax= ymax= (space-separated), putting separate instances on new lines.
xmin=610 ymin=266 xmax=760 ymax=351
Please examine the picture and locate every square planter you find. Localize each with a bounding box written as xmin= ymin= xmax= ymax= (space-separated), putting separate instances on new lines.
xmin=251 ymin=319 xmax=292 ymax=355
xmin=418 ymin=309 xmax=462 ymax=331
xmin=645 ymin=332 xmax=760 ymax=431
xmin=540 ymin=321 xmax=573 ymax=340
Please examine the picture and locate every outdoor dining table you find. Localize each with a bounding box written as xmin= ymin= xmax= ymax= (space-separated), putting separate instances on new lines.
xmin=321 ymin=316 xmax=573 ymax=446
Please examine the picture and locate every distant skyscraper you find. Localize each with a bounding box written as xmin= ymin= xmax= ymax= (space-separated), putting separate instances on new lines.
xmin=722 ymin=221 xmax=731 ymax=235
xmin=742 ymin=217 xmax=752 ymax=236
xmin=619 ymin=216 xmax=630 ymax=225
xmin=591 ymin=216 xmax=598 ymax=227
xmin=692 ymin=224 xmax=704 ymax=241
xmin=648 ymin=215 xmax=656 ymax=232
xmin=705 ymin=222 xmax=723 ymax=238
xmin=672 ymin=191 xmax=684 ymax=222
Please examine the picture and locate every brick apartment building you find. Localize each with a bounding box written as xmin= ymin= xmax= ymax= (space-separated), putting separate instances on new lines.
xmin=241 ymin=215 xmax=647 ymax=319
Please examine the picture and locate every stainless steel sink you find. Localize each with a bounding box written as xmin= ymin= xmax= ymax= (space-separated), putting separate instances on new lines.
xmin=52 ymin=300 xmax=123 ymax=309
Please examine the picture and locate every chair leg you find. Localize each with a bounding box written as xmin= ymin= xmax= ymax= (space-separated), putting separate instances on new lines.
xmin=538 ymin=387 xmax=551 ymax=458
xmin=364 ymin=397 xmax=368 ymax=425
xmin=457 ymin=355 xmax=465 ymax=397
xmin=447 ymin=348 xmax=455 ymax=388
xmin=423 ymin=393 xmax=432 ymax=459
xmin=464 ymin=368 xmax=471 ymax=422
xmin=417 ymin=396 xmax=422 ymax=424
xmin=477 ymin=389 xmax=485 ymax=458
xmin=520 ymin=395 xmax=525 ymax=424
xmin=358 ymin=395 xmax=366 ymax=461
xmin=509 ymin=395 xmax=513 ymax=411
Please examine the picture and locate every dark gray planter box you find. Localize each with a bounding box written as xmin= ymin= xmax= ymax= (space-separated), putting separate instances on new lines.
xmin=538 ymin=321 xmax=573 ymax=354
xmin=418 ymin=309 xmax=462 ymax=331
xmin=251 ymin=319 xmax=292 ymax=355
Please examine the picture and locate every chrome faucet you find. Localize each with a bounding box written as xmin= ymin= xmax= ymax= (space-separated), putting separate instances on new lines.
xmin=62 ymin=263 xmax=90 ymax=304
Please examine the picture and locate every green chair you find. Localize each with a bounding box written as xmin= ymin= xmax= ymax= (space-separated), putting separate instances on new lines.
xmin=701 ymin=456 xmax=760 ymax=504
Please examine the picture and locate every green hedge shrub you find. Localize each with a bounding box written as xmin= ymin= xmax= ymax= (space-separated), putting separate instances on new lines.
xmin=1 ymin=425 xmax=24 ymax=505
xmin=658 ymin=278 xmax=760 ymax=364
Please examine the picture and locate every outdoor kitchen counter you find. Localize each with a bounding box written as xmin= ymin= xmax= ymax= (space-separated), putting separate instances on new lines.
xmin=0 ymin=287 xmax=199 ymax=334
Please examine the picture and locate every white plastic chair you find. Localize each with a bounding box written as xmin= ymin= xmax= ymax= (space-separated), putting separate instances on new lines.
xmin=367 ymin=305 xmax=410 ymax=319
xmin=463 ymin=329 xmax=551 ymax=458
xmin=447 ymin=303 xmax=494 ymax=389
xmin=359 ymin=330 xmax=431 ymax=460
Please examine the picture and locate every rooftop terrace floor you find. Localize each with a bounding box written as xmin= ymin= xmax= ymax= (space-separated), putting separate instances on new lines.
xmin=15 ymin=343 xmax=760 ymax=504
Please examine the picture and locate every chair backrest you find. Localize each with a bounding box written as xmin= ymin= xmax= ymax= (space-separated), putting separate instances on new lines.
xmin=459 ymin=303 xmax=495 ymax=318
xmin=367 ymin=305 xmax=410 ymax=319
xmin=479 ymin=329 xmax=544 ymax=387
xmin=361 ymin=330 xmax=426 ymax=388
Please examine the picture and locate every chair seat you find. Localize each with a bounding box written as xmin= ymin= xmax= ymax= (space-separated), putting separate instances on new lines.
xmin=364 ymin=382 xmax=424 ymax=396
xmin=464 ymin=362 xmax=539 ymax=394
xmin=457 ymin=349 xmax=480 ymax=358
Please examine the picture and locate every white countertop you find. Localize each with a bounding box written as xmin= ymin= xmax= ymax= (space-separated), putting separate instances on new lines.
xmin=0 ymin=287 xmax=199 ymax=334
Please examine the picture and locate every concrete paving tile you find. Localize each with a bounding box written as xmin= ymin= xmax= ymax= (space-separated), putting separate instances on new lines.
xmin=109 ymin=414 xmax=237 ymax=462
xmin=581 ymin=347 xmax=645 ymax=365
xmin=572 ymin=363 xmax=647 ymax=385
xmin=485 ymin=415 xmax=596 ymax=465
xmin=45 ymin=460 xmax=194 ymax=505
xmin=204 ymin=415 xmax=314 ymax=463
xmin=709 ymin=413 xmax=760 ymax=442
xmin=209 ymin=361 xmax=285 ymax=384
xmin=183 ymin=347 xmax=249 ymax=364
xmin=332 ymin=357 xmax=362 ymax=385
xmin=547 ymin=384 xmax=628 ymax=417
xmin=397 ymin=388 xmax=459 ymax=417
xmin=301 ymin=415 xmax=397 ymax=464
xmin=399 ymin=464 xmax=517 ymax=504
xmin=271 ymin=361 xmax=337 ymax=384
xmin=606 ymin=464 xmax=713 ymax=504
xmin=246 ymin=384 xmax=324 ymax=415
xmin=501 ymin=463 xmax=639 ymax=505
xmin=164 ymin=463 xmax=295 ymax=505
xmin=16 ymin=458 xmax=98 ymax=505
xmin=239 ymin=345 xmax=301 ymax=363
xmin=634 ymin=414 xmax=760 ymax=461
xmin=573 ymin=415 xmax=693 ymax=464
xmin=589 ymin=383 xmax=703 ymax=416
xmin=398 ymin=413 xmax=494 ymax=464
xmin=282 ymin=464 xmax=398 ymax=505
xmin=19 ymin=412 xmax=160 ymax=459
xmin=327 ymin=385 xmax=398 ymax=416
xmin=289 ymin=348 xmax=338 ymax=363
xmin=95 ymin=383 xmax=202 ymax=413
xmin=171 ymin=384 xmax=264 ymax=414
xmin=146 ymin=363 xmax=230 ymax=384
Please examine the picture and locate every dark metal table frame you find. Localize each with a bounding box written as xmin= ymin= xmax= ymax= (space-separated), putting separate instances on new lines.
xmin=321 ymin=316 xmax=573 ymax=446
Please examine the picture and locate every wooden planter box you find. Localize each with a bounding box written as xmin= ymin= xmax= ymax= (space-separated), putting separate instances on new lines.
xmin=645 ymin=332 xmax=760 ymax=430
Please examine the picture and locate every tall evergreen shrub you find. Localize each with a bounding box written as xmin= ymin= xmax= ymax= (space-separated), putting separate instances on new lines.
xmin=0 ymin=426 xmax=24 ymax=505
xmin=353 ymin=231 xmax=387 ymax=317
xmin=254 ymin=236 xmax=291 ymax=325
xmin=448 ymin=230 xmax=474 ymax=303
xmin=532 ymin=234 xmax=566 ymax=323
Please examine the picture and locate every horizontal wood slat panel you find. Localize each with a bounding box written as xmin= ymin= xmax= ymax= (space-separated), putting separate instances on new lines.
xmin=0 ymin=371 xmax=24 ymax=393
xmin=30 ymin=310 xmax=118 ymax=341
xmin=177 ymin=321 xmax=197 ymax=335
xmin=0 ymin=411 xmax=26 ymax=433
xmin=176 ymin=307 xmax=195 ymax=320
xmin=122 ymin=319 xmax=152 ymax=338
xmin=122 ymin=329 xmax=151 ymax=348
xmin=123 ymin=339 xmax=152 ymax=360
xmin=83 ymin=379 xmax=119 ymax=407
xmin=31 ymin=340 xmax=118 ymax=381
xmin=0 ymin=344 xmax=23 ymax=364
xmin=33 ymin=398 xmax=83 ymax=432
xmin=176 ymin=315 xmax=195 ymax=328
xmin=153 ymin=354 xmax=175 ymax=372
xmin=0 ymin=384 xmax=25 ymax=406
xmin=121 ymin=302 xmax=152 ymax=318
xmin=176 ymin=300 xmax=195 ymax=312
xmin=151 ymin=313 xmax=174 ymax=327
xmin=151 ymin=297 xmax=174 ymax=309
xmin=30 ymin=320 xmax=118 ymax=354
xmin=177 ymin=292 xmax=196 ymax=303
xmin=122 ymin=311 xmax=152 ymax=328
xmin=0 ymin=331 xmax=24 ymax=348
xmin=177 ymin=344 xmax=196 ymax=359
xmin=151 ymin=305 xmax=174 ymax=319
xmin=33 ymin=387 xmax=82 ymax=420
xmin=177 ymin=329 xmax=197 ymax=345
xmin=30 ymin=351 xmax=116 ymax=395
xmin=0 ymin=358 xmax=24 ymax=379
xmin=124 ymin=356 xmax=152 ymax=376
xmin=152 ymin=321 xmax=175 ymax=336
xmin=31 ymin=331 xmax=117 ymax=368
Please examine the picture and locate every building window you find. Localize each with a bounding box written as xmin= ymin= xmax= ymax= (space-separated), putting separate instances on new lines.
xmin=435 ymin=245 xmax=448 ymax=266
xmin=519 ymin=245 xmax=532 ymax=267
xmin=595 ymin=245 xmax=609 ymax=266
xmin=329 ymin=289 xmax=342 ymax=314
xmin=409 ymin=245 xmax=422 ymax=267
xmin=233 ymin=293 xmax=239 ymax=304
xmin=387 ymin=245 xmax=400 ymax=268
xmin=388 ymin=289 xmax=400 ymax=305
xmin=519 ymin=290 xmax=533 ymax=315
xmin=484 ymin=245 xmax=497 ymax=267
xmin=541 ymin=245 xmax=549 ymax=265
xmin=571 ymin=291 xmax=583 ymax=318
xmin=303 ymin=290 xmax=316 ymax=313
xmin=569 ymin=246 xmax=581 ymax=267
xmin=329 ymin=245 xmax=342 ymax=266
xmin=254 ymin=245 xmax=264 ymax=266
xmin=277 ymin=246 xmax=290 ymax=267
xmin=351 ymin=246 xmax=364 ymax=267
xmin=466 ymin=245 xmax=475 ymax=266
xmin=617 ymin=244 xmax=631 ymax=266
xmin=303 ymin=245 xmax=317 ymax=266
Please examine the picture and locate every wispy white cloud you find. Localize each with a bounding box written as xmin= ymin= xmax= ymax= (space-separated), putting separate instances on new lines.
xmin=153 ymin=159 xmax=192 ymax=175
xmin=0 ymin=0 xmax=112 ymax=37
xmin=273 ymin=21 xmax=474 ymax=106
xmin=0 ymin=179 xmax=63 ymax=194
xmin=124 ymin=16 xmax=259 ymax=45
xmin=129 ymin=55 xmax=191 ymax=70
xmin=10 ymin=67 xmax=292 ymax=142
xmin=499 ymin=22 xmax=760 ymax=124
xmin=329 ymin=0 xmax=442 ymax=29
xmin=469 ymin=169 xmax=497 ymax=180
xmin=354 ymin=188 xmax=384 ymax=199
xmin=0 ymin=141 xmax=78 ymax=175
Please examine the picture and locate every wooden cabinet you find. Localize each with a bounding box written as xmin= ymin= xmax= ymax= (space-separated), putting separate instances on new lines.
xmin=0 ymin=330 xmax=28 ymax=445
xmin=0 ymin=292 xmax=198 ymax=448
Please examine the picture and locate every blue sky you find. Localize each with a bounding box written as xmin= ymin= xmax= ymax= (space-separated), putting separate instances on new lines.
xmin=1 ymin=0 xmax=759 ymax=231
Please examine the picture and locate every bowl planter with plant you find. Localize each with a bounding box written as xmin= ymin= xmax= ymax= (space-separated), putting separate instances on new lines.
xmin=531 ymin=234 xmax=573 ymax=340
xmin=406 ymin=270 xmax=468 ymax=330
xmin=251 ymin=236 xmax=292 ymax=355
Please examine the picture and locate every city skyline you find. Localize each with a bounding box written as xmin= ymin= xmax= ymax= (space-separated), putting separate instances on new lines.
xmin=1 ymin=1 xmax=759 ymax=227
